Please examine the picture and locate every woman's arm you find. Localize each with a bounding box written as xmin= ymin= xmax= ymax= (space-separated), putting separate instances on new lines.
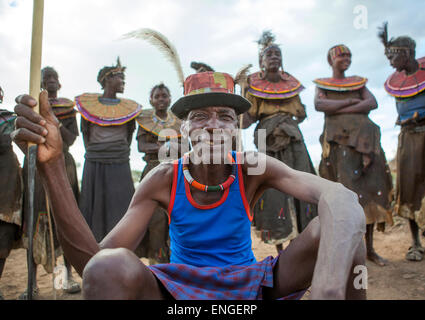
xmin=334 ymin=87 xmax=378 ymax=115
xmin=314 ymin=87 xmax=361 ymax=115
xmin=137 ymin=127 xmax=162 ymax=154
xmin=59 ymin=116 xmax=78 ymax=147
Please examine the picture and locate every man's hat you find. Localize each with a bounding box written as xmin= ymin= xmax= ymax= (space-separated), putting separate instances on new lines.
xmin=171 ymin=72 xmax=251 ymax=119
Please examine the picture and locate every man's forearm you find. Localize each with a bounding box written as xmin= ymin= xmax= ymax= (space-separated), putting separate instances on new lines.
xmin=39 ymin=156 xmax=100 ymax=276
xmin=310 ymin=185 xmax=366 ymax=299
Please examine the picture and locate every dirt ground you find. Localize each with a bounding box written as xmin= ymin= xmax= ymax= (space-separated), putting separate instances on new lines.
xmin=1 ymin=216 xmax=424 ymax=300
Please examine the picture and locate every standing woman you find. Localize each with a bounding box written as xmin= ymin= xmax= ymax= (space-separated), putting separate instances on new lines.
xmin=314 ymin=45 xmax=393 ymax=266
xmin=0 ymin=87 xmax=22 ymax=300
xmin=135 ymin=83 xmax=181 ymax=264
xmin=42 ymin=67 xmax=81 ymax=292
xmin=378 ymin=23 xmax=425 ymax=261
xmin=76 ymin=58 xmax=142 ymax=243
xmin=241 ymin=31 xmax=318 ymax=252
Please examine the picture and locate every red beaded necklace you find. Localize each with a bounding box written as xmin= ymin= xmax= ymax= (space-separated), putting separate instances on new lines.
xmin=182 ymin=153 xmax=237 ymax=192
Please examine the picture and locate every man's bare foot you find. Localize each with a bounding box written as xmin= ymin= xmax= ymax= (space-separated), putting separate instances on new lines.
xmin=367 ymin=251 xmax=388 ymax=266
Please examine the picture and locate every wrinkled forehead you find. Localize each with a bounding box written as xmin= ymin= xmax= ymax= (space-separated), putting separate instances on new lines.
xmin=185 ymin=106 xmax=237 ymax=122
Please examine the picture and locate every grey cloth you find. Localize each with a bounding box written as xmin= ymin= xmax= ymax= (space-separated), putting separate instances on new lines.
xmin=89 ymin=123 xmax=129 ymax=144
xmin=85 ymin=141 xmax=130 ymax=163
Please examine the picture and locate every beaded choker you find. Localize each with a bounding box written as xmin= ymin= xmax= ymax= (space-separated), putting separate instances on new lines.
xmin=182 ymin=153 xmax=237 ymax=192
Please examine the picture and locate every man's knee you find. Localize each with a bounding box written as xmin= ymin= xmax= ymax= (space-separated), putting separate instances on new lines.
xmin=82 ymin=248 xmax=144 ymax=299
xmin=307 ymin=217 xmax=321 ymax=249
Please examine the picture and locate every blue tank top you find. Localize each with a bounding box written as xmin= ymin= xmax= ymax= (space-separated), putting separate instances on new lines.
xmin=167 ymin=151 xmax=256 ymax=268
xmin=396 ymin=91 xmax=425 ymax=122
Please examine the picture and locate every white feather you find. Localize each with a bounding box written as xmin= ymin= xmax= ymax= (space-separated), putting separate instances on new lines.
xmin=121 ymin=28 xmax=185 ymax=86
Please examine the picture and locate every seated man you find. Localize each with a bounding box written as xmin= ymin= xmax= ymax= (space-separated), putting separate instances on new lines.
xmin=12 ymin=71 xmax=366 ymax=300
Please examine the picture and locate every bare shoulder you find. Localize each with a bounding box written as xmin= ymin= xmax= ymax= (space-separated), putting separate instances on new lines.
xmin=133 ymin=160 xmax=176 ymax=209
xmin=137 ymin=161 xmax=175 ymax=190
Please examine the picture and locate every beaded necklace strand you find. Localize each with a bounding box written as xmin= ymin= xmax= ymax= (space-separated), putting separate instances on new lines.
xmin=182 ymin=153 xmax=237 ymax=192
xmin=152 ymin=112 xmax=175 ymax=126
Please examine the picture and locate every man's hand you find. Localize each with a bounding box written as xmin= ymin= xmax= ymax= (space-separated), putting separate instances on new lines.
xmin=11 ymin=90 xmax=63 ymax=163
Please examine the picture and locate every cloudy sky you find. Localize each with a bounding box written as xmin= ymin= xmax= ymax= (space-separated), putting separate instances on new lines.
xmin=1 ymin=0 xmax=424 ymax=176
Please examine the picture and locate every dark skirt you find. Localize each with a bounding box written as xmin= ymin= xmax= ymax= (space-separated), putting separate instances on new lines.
xmin=134 ymin=158 xmax=170 ymax=263
xmin=0 ymin=221 xmax=19 ymax=259
xmin=0 ymin=145 xmax=22 ymax=227
xmin=79 ymin=160 xmax=135 ymax=242
xmin=319 ymin=143 xmax=393 ymax=226
xmin=318 ymin=113 xmax=394 ymax=228
xmin=395 ymin=122 xmax=425 ymax=229
xmin=253 ymin=114 xmax=318 ymax=245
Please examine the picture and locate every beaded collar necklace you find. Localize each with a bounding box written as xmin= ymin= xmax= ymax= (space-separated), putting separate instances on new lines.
xmin=152 ymin=112 xmax=175 ymax=126
xmin=182 ymin=153 xmax=237 ymax=192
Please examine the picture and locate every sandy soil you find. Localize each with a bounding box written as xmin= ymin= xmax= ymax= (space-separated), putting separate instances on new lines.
xmin=1 ymin=216 xmax=424 ymax=300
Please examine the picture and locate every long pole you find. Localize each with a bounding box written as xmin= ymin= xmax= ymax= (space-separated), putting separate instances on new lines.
xmin=27 ymin=0 xmax=44 ymax=300
xmin=45 ymin=194 xmax=57 ymax=300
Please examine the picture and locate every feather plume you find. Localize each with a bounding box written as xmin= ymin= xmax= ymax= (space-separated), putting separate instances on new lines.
xmin=190 ymin=61 xmax=214 ymax=72
xmin=121 ymin=28 xmax=185 ymax=86
xmin=377 ymin=22 xmax=389 ymax=48
xmin=257 ymin=30 xmax=276 ymax=51
xmin=234 ymin=64 xmax=253 ymax=85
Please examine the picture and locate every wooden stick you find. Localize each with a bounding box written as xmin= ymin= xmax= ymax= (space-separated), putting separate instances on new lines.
xmin=29 ymin=0 xmax=44 ymax=116
xmin=237 ymin=115 xmax=243 ymax=152
xmin=26 ymin=0 xmax=44 ymax=301
xmin=45 ymin=193 xmax=57 ymax=300
xmin=237 ymin=83 xmax=247 ymax=152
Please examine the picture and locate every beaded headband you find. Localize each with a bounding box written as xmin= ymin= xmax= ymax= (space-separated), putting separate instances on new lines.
xmin=98 ymin=57 xmax=126 ymax=84
xmin=329 ymin=45 xmax=351 ymax=61
xmin=385 ymin=46 xmax=410 ymax=55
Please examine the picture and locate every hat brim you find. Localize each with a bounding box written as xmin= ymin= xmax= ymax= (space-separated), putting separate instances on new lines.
xmin=171 ymin=92 xmax=251 ymax=119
